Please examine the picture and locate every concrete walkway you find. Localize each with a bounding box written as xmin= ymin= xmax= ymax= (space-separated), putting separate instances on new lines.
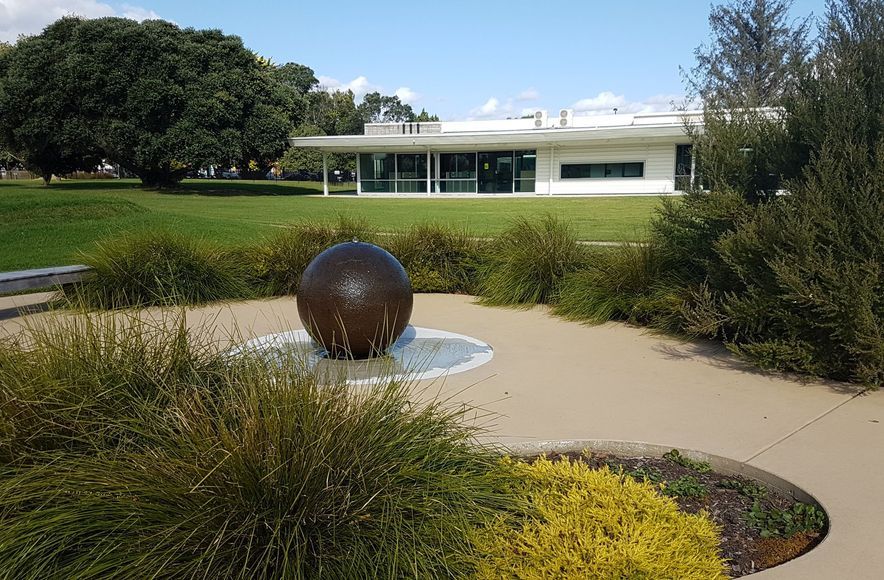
xmin=1 ymin=292 xmax=880 ymax=578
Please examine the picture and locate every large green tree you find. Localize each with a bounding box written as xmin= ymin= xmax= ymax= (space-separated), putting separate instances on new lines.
xmin=357 ymin=91 xmax=415 ymax=124
xmin=1 ymin=17 xmax=291 ymax=187
xmin=0 ymin=23 xmax=101 ymax=183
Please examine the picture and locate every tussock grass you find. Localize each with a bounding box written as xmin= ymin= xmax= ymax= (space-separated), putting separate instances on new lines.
xmin=251 ymin=215 xmax=376 ymax=296
xmin=64 ymin=230 xmax=253 ymax=308
xmin=553 ymin=242 xmax=687 ymax=331
xmin=383 ymin=223 xmax=484 ymax=293
xmin=0 ymin=313 xmax=518 ymax=578
xmin=478 ymin=215 xmax=586 ymax=306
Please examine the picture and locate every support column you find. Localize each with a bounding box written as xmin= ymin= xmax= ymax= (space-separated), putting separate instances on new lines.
xmin=426 ymin=149 xmax=431 ymax=196
xmin=355 ymin=153 xmax=361 ymax=195
xmin=690 ymin=147 xmax=697 ymax=190
xmin=322 ymin=153 xmax=329 ymax=196
xmin=548 ymin=145 xmax=555 ymax=196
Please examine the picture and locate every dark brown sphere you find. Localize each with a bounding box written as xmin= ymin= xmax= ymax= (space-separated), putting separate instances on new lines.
xmin=297 ymin=241 xmax=413 ymax=359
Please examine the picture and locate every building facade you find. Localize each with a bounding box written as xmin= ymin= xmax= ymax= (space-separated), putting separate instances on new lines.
xmin=288 ymin=110 xmax=700 ymax=196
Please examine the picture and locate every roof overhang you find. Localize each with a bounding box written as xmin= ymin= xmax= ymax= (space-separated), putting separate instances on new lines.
xmin=287 ymin=123 xmax=696 ymax=153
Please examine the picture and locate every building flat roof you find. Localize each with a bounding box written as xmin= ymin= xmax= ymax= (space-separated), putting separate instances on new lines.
xmin=288 ymin=110 xmax=705 ymax=152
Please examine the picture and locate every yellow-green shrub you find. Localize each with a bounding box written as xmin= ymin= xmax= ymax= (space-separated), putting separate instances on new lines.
xmin=473 ymin=456 xmax=728 ymax=579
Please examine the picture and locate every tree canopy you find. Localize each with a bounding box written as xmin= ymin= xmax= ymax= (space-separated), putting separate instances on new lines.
xmin=0 ymin=17 xmax=291 ymax=186
xmin=685 ymin=0 xmax=811 ymax=107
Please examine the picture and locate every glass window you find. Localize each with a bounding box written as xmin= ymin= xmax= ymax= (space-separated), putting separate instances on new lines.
xmin=396 ymin=180 xmax=427 ymax=193
xmin=623 ymin=163 xmax=643 ymax=177
xmin=439 ymin=180 xmax=477 ymax=193
xmin=361 ymin=180 xmax=394 ymax=193
xmin=359 ymin=153 xmax=395 ymax=180
xmin=395 ymin=154 xmax=427 ymax=180
xmin=514 ymin=179 xmax=535 ymax=193
xmin=440 ymin=153 xmax=476 ymax=179
xmin=514 ymin=150 xmax=536 ymax=179
xmin=560 ymin=162 xmax=644 ymax=179
xmin=605 ymin=163 xmax=623 ymax=177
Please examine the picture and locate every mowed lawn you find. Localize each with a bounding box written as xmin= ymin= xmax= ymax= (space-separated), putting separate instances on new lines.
xmin=0 ymin=179 xmax=664 ymax=271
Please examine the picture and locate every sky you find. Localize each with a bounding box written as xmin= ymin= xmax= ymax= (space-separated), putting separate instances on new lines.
xmin=0 ymin=0 xmax=828 ymax=120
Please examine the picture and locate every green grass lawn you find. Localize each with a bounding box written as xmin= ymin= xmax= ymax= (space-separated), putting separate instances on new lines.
xmin=0 ymin=179 xmax=663 ymax=271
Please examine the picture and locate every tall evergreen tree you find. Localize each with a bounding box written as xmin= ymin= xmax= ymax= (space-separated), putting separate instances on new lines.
xmin=685 ymin=0 xmax=812 ymax=107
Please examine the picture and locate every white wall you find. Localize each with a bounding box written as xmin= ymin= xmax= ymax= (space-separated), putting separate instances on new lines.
xmin=536 ymin=140 xmax=684 ymax=195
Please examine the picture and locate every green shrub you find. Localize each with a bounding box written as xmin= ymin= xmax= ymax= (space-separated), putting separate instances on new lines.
xmin=478 ymin=215 xmax=586 ymax=306
xmin=472 ymin=456 xmax=727 ymax=579
xmin=65 ymin=230 xmax=253 ymax=308
xmin=0 ymin=314 xmax=519 ymax=578
xmin=663 ymin=449 xmax=712 ymax=473
xmin=713 ymin=147 xmax=884 ymax=384
xmin=382 ymin=223 xmax=484 ymax=293
xmin=251 ymin=215 xmax=375 ymax=296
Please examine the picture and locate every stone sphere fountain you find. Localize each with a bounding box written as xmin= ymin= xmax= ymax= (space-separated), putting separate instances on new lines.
xmin=296 ymin=240 xmax=413 ymax=359
xmin=233 ymin=241 xmax=493 ymax=385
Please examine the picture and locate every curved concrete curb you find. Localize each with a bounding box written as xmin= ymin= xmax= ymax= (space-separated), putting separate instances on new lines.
xmin=502 ymin=438 xmax=830 ymax=569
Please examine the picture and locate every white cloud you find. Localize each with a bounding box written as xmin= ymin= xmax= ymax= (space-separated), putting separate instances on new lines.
xmin=572 ymin=91 xmax=681 ymax=116
xmin=0 ymin=0 xmax=163 ymax=42
xmin=119 ymin=3 xmax=161 ymax=20
xmin=316 ymin=74 xmax=381 ymax=100
xmin=468 ymin=97 xmax=504 ymax=119
xmin=516 ymin=88 xmax=539 ymax=101
xmin=394 ymin=86 xmax=419 ymax=104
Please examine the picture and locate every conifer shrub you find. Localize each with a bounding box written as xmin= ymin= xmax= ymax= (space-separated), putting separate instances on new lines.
xmin=382 ymin=223 xmax=484 ymax=293
xmin=65 ymin=230 xmax=254 ymax=308
xmin=250 ymin=215 xmax=376 ymax=296
xmin=472 ymin=456 xmax=727 ymax=579
xmin=478 ymin=215 xmax=586 ymax=306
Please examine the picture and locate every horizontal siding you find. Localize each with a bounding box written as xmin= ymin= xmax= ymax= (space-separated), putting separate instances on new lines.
xmin=543 ymin=142 xmax=680 ymax=195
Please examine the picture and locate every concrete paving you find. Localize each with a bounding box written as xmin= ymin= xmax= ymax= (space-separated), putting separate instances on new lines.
xmin=1 ymin=292 xmax=879 ymax=578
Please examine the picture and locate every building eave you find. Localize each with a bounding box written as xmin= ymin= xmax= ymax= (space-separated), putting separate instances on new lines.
xmin=287 ymin=123 xmax=698 ymax=153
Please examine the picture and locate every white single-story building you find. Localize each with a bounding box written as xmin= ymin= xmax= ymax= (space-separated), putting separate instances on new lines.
xmin=288 ymin=109 xmax=701 ymax=196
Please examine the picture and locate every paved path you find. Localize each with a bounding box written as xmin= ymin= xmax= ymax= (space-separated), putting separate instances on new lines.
xmin=1 ymin=293 xmax=880 ymax=578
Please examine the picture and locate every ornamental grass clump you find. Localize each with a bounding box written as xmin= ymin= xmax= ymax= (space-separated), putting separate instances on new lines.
xmin=65 ymin=230 xmax=253 ymax=308
xmin=251 ymin=215 xmax=376 ymax=296
xmin=383 ymin=222 xmax=484 ymax=293
xmin=0 ymin=313 xmax=518 ymax=578
xmin=473 ymin=456 xmax=728 ymax=579
xmin=478 ymin=214 xmax=586 ymax=306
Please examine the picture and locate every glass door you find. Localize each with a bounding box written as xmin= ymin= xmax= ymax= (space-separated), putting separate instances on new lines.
xmin=477 ymin=151 xmax=513 ymax=193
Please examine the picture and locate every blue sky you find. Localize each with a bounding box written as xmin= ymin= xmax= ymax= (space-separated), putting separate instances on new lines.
xmin=2 ymin=0 xmax=828 ymax=119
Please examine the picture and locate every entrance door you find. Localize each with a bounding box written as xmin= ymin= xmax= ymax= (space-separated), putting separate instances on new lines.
xmin=477 ymin=151 xmax=513 ymax=193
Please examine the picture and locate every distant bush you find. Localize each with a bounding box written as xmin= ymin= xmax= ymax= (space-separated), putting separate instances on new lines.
xmin=251 ymin=215 xmax=375 ymax=296
xmin=0 ymin=313 xmax=519 ymax=578
xmin=472 ymin=456 xmax=727 ymax=579
xmin=66 ymin=230 xmax=253 ymax=308
xmin=383 ymin=223 xmax=484 ymax=293
xmin=478 ymin=215 xmax=586 ymax=306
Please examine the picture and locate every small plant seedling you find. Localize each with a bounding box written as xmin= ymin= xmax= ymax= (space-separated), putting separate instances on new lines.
xmin=663 ymin=449 xmax=712 ymax=473
xmin=745 ymin=501 xmax=827 ymax=538
xmin=663 ymin=476 xmax=709 ymax=498
xmin=718 ymin=478 xmax=767 ymax=500
xmin=626 ymin=466 xmax=664 ymax=484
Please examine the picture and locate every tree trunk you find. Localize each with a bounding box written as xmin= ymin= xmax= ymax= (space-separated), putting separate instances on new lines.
xmin=41 ymin=172 xmax=52 ymax=185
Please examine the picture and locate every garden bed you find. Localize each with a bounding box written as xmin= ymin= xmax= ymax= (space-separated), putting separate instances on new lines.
xmin=525 ymin=450 xmax=827 ymax=577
